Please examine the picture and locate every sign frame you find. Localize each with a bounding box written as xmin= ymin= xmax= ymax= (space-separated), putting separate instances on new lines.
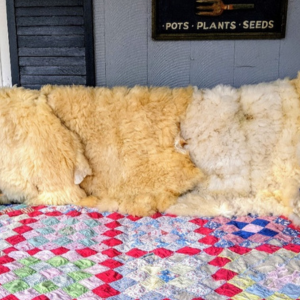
xmin=152 ymin=0 xmax=288 ymax=40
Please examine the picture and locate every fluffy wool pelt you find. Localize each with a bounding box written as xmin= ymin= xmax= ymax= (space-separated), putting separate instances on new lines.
xmin=167 ymin=74 xmax=300 ymax=224
xmin=0 ymin=87 xmax=95 ymax=206
xmin=41 ymin=85 xmax=203 ymax=216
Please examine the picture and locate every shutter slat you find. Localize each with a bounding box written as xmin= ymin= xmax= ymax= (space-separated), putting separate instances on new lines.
xmin=20 ymin=75 xmax=86 ymax=85
xmin=18 ymin=36 xmax=84 ymax=48
xmin=23 ymin=85 xmax=44 ymax=89
xmin=15 ymin=0 xmax=82 ymax=7
xmin=20 ymin=66 xmax=86 ymax=75
xmin=16 ymin=7 xmax=83 ymax=17
xmin=19 ymin=57 xmax=85 ymax=66
xmin=17 ymin=16 xmax=84 ymax=26
xmin=17 ymin=26 xmax=85 ymax=36
xmin=19 ymin=47 xmax=85 ymax=57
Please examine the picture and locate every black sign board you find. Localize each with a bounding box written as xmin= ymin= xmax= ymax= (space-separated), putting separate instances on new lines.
xmin=152 ymin=0 xmax=288 ymax=40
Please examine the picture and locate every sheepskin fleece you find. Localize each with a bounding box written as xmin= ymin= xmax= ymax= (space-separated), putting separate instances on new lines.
xmin=0 ymin=87 xmax=94 ymax=206
xmin=42 ymin=85 xmax=203 ymax=216
xmin=167 ymin=77 xmax=300 ymax=223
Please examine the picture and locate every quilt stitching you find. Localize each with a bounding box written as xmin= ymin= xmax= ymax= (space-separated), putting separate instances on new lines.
xmin=0 ymin=205 xmax=300 ymax=299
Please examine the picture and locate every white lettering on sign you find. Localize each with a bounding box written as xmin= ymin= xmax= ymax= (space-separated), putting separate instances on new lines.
xmin=164 ymin=20 xmax=275 ymax=31
xmin=196 ymin=21 xmax=236 ymax=30
xmin=165 ymin=22 xmax=189 ymax=30
xmin=243 ymin=20 xmax=274 ymax=29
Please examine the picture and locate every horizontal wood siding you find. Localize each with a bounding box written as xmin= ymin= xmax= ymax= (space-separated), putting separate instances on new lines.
xmin=19 ymin=57 xmax=85 ymax=66
xmin=20 ymin=66 xmax=86 ymax=75
xmin=18 ymin=47 xmax=85 ymax=57
xmin=8 ymin=0 xmax=94 ymax=88
xmin=20 ymin=75 xmax=86 ymax=85
xmin=15 ymin=0 xmax=83 ymax=7
xmin=18 ymin=36 xmax=84 ymax=48
xmin=16 ymin=7 xmax=83 ymax=16
xmin=17 ymin=16 xmax=84 ymax=26
xmin=17 ymin=26 xmax=85 ymax=36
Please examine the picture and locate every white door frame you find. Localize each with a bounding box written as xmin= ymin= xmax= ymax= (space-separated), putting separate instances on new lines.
xmin=0 ymin=0 xmax=12 ymax=87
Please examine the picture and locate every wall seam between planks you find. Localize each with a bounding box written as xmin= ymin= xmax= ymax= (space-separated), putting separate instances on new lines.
xmin=233 ymin=41 xmax=236 ymax=87
xmin=103 ymin=0 xmax=107 ymax=86
xmin=146 ymin=0 xmax=149 ymax=86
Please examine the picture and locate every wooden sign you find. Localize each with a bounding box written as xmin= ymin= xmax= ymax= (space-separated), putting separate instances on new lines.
xmin=152 ymin=0 xmax=288 ymax=40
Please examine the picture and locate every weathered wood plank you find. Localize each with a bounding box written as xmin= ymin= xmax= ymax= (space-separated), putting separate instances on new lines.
xmin=6 ymin=0 xmax=19 ymax=85
xmin=22 ymin=85 xmax=42 ymax=89
xmin=19 ymin=57 xmax=85 ymax=66
xmin=15 ymin=0 xmax=82 ymax=7
xmin=0 ymin=57 xmax=2 ymax=86
xmin=16 ymin=7 xmax=83 ymax=17
xmin=234 ymin=40 xmax=280 ymax=87
xmin=17 ymin=16 xmax=84 ymax=26
xmin=18 ymin=47 xmax=85 ymax=57
xmin=190 ymin=41 xmax=235 ymax=88
xmin=20 ymin=75 xmax=86 ymax=85
xmin=83 ymin=0 xmax=95 ymax=86
xmin=279 ymin=0 xmax=300 ymax=79
xmin=20 ymin=66 xmax=86 ymax=76
xmin=147 ymin=41 xmax=191 ymax=87
xmin=18 ymin=36 xmax=84 ymax=48
xmin=147 ymin=8 xmax=190 ymax=87
xmin=0 ymin=0 xmax=12 ymax=86
xmin=93 ymin=0 xmax=106 ymax=86
xmin=17 ymin=26 xmax=85 ymax=36
xmin=104 ymin=0 xmax=148 ymax=87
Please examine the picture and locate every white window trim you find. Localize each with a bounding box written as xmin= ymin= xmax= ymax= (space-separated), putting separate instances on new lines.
xmin=0 ymin=0 xmax=12 ymax=87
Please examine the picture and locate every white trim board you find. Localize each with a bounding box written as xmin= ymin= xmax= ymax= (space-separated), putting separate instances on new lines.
xmin=0 ymin=0 xmax=12 ymax=87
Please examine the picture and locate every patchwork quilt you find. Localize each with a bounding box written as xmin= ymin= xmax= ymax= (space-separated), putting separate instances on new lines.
xmin=0 ymin=204 xmax=300 ymax=300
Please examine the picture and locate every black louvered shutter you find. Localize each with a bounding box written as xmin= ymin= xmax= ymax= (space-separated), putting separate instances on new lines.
xmin=6 ymin=0 xmax=95 ymax=89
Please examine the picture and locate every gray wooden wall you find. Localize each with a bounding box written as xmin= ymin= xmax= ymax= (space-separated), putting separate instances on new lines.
xmin=93 ymin=0 xmax=300 ymax=88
